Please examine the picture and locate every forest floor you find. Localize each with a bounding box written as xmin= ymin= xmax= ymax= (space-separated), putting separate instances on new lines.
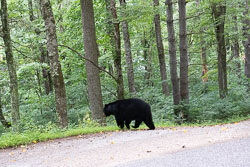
xmin=0 ymin=119 xmax=250 ymax=167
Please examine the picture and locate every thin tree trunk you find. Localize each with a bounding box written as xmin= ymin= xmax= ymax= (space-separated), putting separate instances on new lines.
xmin=28 ymin=0 xmax=35 ymax=21
xmin=196 ymin=0 xmax=208 ymax=89
xmin=1 ymin=0 xmax=20 ymax=131
xmin=166 ymin=0 xmax=181 ymax=117
xmin=232 ymin=16 xmax=241 ymax=79
xmin=199 ymin=37 xmax=208 ymax=93
xmin=212 ymin=3 xmax=227 ymax=98
xmin=201 ymin=39 xmax=208 ymax=83
xmin=31 ymin=4 xmax=53 ymax=95
xmin=142 ymin=32 xmax=153 ymax=86
xmin=148 ymin=45 xmax=153 ymax=86
xmin=35 ymin=70 xmax=43 ymax=114
xmin=40 ymin=46 xmax=53 ymax=94
xmin=40 ymin=0 xmax=68 ymax=128
xmin=178 ymin=0 xmax=189 ymax=104
xmin=119 ymin=0 xmax=136 ymax=93
xmin=80 ymin=0 xmax=105 ymax=124
xmin=104 ymin=0 xmax=116 ymax=75
xmin=36 ymin=70 xmax=42 ymax=97
xmin=153 ymin=0 xmax=169 ymax=96
xmin=242 ymin=0 xmax=250 ymax=79
xmin=142 ymin=34 xmax=149 ymax=81
xmin=109 ymin=0 xmax=125 ymax=99
xmin=0 ymin=89 xmax=11 ymax=128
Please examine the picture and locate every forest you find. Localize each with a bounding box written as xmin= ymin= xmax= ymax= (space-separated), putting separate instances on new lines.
xmin=0 ymin=0 xmax=249 ymax=146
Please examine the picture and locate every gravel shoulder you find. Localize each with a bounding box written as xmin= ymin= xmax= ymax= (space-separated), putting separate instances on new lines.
xmin=0 ymin=120 xmax=250 ymax=167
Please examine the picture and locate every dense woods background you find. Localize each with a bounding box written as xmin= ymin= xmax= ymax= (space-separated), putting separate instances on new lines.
xmin=0 ymin=0 xmax=249 ymax=134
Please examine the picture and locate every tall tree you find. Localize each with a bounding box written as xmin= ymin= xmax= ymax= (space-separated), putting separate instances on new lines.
xmin=196 ymin=0 xmax=208 ymax=91
xmin=30 ymin=1 xmax=53 ymax=95
xmin=40 ymin=47 xmax=53 ymax=95
xmin=80 ymin=0 xmax=105 ymax=124
xmin=242 ymin=0 xmax=250 ymax=79
xmin=0 ymin=89 xmax=11 ymax=128
xmin=166 ymin=0 xmax=181 ymax=117
xmin=231 ymin=16 xmax=241 ymax=79
xmin=40 ymin=0 xmax=68 ymax=128
xmin=200 ymin=38 xmax=208 ymax=83
xmin=178 ymin=0 xmax=189 ymax=105
xmin=119 ymin=0 xmax=136 ymax=93
xmin=211 ymin=2 xmax=227 ymax=98
xmin=106 ymin=0 xmax=125 ymax=99
xmin=1 ymin=0 xmax=20 ymax=131
xmin=142 ymin=31 xmax=153 ymax=86
xmin=29 ymin=1 xmax=53 ymax=95
xmin=153 ymin=0 xmax=169 ymax=96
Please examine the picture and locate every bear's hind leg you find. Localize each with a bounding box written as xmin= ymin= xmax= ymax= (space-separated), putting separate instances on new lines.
xmin=144 ymin=119 xmax=155 ymax=130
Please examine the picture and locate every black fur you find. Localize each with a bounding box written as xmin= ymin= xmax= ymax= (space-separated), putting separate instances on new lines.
xmin=103 ymin=98 xmax=155 ymax=130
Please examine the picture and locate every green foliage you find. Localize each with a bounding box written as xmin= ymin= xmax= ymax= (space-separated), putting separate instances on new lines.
xmin=188 ymin=81 xmax=250 ymax=123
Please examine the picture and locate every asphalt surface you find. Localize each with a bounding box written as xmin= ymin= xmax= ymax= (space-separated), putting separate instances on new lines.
xmin=0 ymin=120 xmax=249 ymax=167
xmin=115 ymin=137 xmax=250 ymax=167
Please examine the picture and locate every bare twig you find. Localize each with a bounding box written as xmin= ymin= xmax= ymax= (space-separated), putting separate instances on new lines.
xmin=12 ymin=45 xmax=30 ymax=59
xmin=102 ymin=84 xmax=118 ymax=99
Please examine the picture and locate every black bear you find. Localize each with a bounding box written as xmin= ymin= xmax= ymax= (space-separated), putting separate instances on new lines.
xmin=103 ymin=98 xmax=155 ymax=130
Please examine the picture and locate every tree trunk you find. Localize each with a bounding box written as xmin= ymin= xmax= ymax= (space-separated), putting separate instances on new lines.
xmin=40 ymin=0 xmax=68 ymax=128
xmin=31 ymin=4 xmax=53 ymax=95
xmin=40 ymin=46 xmax=53 ymax=95
xmin=119 ymin=0 xmax=136 ymax=93
xmin=166 ymin=0 xmax=181 ymax=117
xmin=178 ymin=0 xmax=189 ymax=104
xmin=200 ymin=41 xmax=208 ymax=82
xmin=242 ymin=0 xmax=250 ymax=79
xmin=142 ymin=32 xmax=153 ymax=86
xmin=1 ymin=0 xmax=20 ymax=131
xmin=0 ymin=89 xmax=11 ymax=128
xmin=212 ymin=3 xmax=227 ymax=98
xmin=80 ymin=0 xmax=105 ymax=124
xmin=108 ymin=0 xmax=125 ymax=99
xmin=232 ymin=16 xmax=241 ymax=79
xmin=104 ymin=1 xmax=116 ymax=76
xmin=153 ymin=0 xmax=169 ymax=96
xmin=148 ymin=45 xmax=153 ymax=86
xmin=28 ymin=0 xmax=35 ymax=21
xmin=200 ymin=34 xmax=208 ymax=94
xmin=196 ymin=0 xmax=208 ymax=88
xmin=36 ymin=70 xmax=42 ymax=97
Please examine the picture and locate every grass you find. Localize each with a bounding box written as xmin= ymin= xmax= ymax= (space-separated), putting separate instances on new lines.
xmin=0 ymin=115 xmax=250 ymax=149
xmin=0 ymin=126 xmax=119 ymax=149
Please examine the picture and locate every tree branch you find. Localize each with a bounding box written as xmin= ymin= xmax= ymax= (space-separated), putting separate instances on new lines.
xmin=58 ymin=44 xmax=117 ymax=82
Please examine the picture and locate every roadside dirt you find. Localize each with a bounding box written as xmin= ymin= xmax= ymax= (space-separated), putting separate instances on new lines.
xmin=0 ymin=120 xmax=250 ymax=167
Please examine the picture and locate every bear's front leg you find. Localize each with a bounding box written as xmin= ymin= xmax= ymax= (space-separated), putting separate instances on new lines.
xmin=119 ymin=121 xmax=125 ymax=129
xmin=114 ymin=115 xmax=123 ymax=128
xmin=125 ymin=120 xmax=132 ymax=129
xmin=132 ymin=120 xmax=142 ymax=128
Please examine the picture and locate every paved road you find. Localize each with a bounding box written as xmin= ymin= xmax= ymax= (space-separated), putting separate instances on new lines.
xmin=0 ymin=120 xmax=250 ymax=167
xmin=115 ymin=137 xmax=250 ymax=167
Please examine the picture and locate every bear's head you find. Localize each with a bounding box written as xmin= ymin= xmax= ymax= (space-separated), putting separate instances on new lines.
xmin=103 ymin=103 xmax=118 ymax=116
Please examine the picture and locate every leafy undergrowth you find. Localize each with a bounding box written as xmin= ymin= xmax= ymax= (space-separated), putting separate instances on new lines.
xmin=1 ymin=116 xmax=250 ymax=149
